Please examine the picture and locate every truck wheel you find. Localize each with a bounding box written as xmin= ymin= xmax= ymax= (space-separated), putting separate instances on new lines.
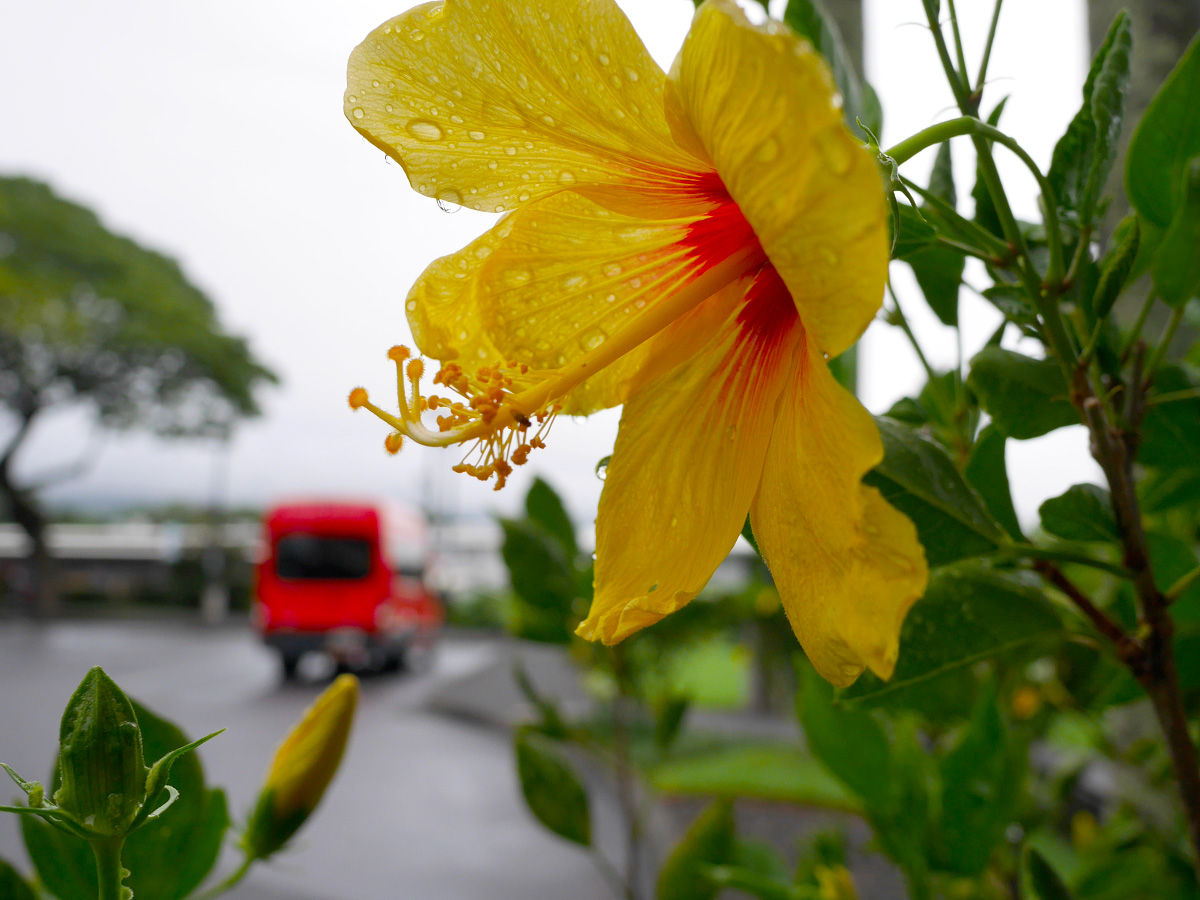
xmin=280 ymin=653 xmax=300 ymax=680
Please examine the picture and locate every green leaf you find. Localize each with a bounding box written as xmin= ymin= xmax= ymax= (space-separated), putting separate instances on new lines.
xmin=1139 ymin=365 xmax=1200 ymax=469
xmin=863 ymin=417 xmax=1006 ymax=566
xmin=783 ymin=0 xmax=863 ymax=134
xmin=797 ymin=665 xmax=890 ymax=811
xmin=973 ymin=98 xmax=1010 ymax=237
xmin=0 ymin=860 xmax=37 ymax=900
xmin=840 ymin=562 xmax=1064 ymax=706
xmin=934 ymin=682 xmax=1023 ymax=876
xmin=1048 ymin=13 xmax=1131 ymax=223
xmin=1022 ymin=846 xmax=1076 ymax=900
xmin=1091 ymin=215 xmax=1140 ymax=318
xmin=967 ymin=347 xmax=1078 ymax=439
xmin=656 ymin=800 xmax=734 ymax=900
xmin=892 ymin=203 xmax=937 ymax=259
xmin=981 ymin=285 xmax=1040 ymax=330
xmin=859 ymin=81 xmax=883 ymax=141
xmin=649 ymin=742 xmax=859 ymax=811
xmin=499 ymin=519 xmax=574 ymax=613
xmin=513 ymin=729 xmax=590 ymax=846
xmin=1126 ymin=31 xmax=1200 ymax=230
xmin=653 ymin=696 xmax=691 ymax=754
xmin=964 ymin=425 xmax=1024 ymax=541
xmin=1039 ymin=484 xmax=1118 ymax=542
xmin=1151 ymin=157 xmax=1200 ymax=307
xmin=908 ymin=244 xmax=965 ymax=327
xmin=524 ymin=477 xmax=577 ymax=561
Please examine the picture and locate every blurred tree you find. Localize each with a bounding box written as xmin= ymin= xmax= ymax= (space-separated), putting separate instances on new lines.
xmin=0 ymin=176 xmax=277 ymax=611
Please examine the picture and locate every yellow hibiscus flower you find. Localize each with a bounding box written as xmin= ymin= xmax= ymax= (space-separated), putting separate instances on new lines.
xmin=344 ymin=0 xmax=927 ymax=685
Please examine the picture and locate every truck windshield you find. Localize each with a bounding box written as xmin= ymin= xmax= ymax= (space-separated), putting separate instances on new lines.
xmin=275 ymin=534 xmax=372 ymax=580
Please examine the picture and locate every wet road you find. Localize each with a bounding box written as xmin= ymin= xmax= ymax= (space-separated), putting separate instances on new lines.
xmin=0 ymin=620 xmax=610 ymax=900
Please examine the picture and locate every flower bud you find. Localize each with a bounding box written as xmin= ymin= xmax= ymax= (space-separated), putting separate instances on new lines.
xmin=243 ymin=674 xmax=358 ymax=859
xmin=53 ymin=668 xmax=145 ymax=837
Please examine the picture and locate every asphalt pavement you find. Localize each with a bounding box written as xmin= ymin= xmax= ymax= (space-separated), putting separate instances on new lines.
xmin=0 ymin=620 xmax=612 ymax=900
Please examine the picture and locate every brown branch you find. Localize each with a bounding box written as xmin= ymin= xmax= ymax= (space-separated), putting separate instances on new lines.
xmin=1034 ymin=561 xmax=1143 ymax=667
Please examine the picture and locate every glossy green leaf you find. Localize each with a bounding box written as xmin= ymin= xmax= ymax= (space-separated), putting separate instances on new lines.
xmin=513 ymin=729 xmax=590 ymax=846
xmin=863 ymin=417 xmax=1006 ymax=567
xmin=1151 ymin=157 xmax=1200 ymax=307
xmin=23 ymin=700 xmax=229 ymax=900
xmin=0 ymin=860 xmax=37 ymax=900
xmin=656 ymin=800 xmax=734 ymax=900
xmin=840 ymin=563 xmax=1064 ymax=706
xmin=524 ymin=477 xmax=577 ymax=561
xmin=1091 ymin=215 xmax=1140 ymax=318
xmin=1048 ymin=13 xmax=1130 ymax=223
xmin=968 ymin=348 xmax=1078 ymax=439
xmin=908 ymin=244 xmax=965 ymax=327
xmin=798 ymin=665 xmax=890 ymax=811
xmin=964 ymin=425 xmax=1024 ymax=541
xmin=859 ymin=80 xmax=883 ymax=141
xmin=981 ymin=285 xmax=1040 ymax=330
xmin=1126 ymin=31 xmax=1200 ymax=230
xmin=1039 ymin=484 xmax=1117 ymax=542
xmin=1022 ymin=847 xmax=1076 ymax=900
xmin=935 ymin=683 xmax=1022 ymax=876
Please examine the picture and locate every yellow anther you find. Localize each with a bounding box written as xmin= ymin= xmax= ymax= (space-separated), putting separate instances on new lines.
xmin=348 ymin=387 xmax=369 ymax=409
xmin=384 ymin=433 xmax=404 ymax=454
xmin=388 ymin=345 xmax=410 ymax=362
xmin=406 ymin=359 xmax=425 ymax=381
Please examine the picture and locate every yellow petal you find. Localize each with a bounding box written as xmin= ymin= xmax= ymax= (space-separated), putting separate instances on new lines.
xmin=669 ymin=0 xmax=889 ymax=358
xmin=408 ymin=189 xmax=718 ymax=414
xmin=579 ymin=269 xmax=800 ymax=643
xmin=750 ymin=338 xmax=927 ymax=687
xmin=347 ymin=0 xmax=703 ymax=215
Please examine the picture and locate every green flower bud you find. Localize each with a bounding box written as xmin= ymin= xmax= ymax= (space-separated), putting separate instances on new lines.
xmin=53 ymin=668 xmax=146 ymax=837
xmin=242 ymin=674 xmax=358 ymax=860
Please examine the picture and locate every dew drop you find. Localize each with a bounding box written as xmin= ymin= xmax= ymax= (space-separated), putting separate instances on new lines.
xmin=505 ymin=146 xmax=517 ymax=156
xmin=597 ymin=53 xmax=610 ymax=65
xmin=579 ymin=328 xmax=607 ymax=351
xmin=385 ymin=103 xmax=394 ymax=113
xmin=437 ymin=197 xmax=462 ymax=214
xmin=541 ymin=115 xmax=555 ymax=126
xmin=487 ymin=160 xmax=498 ymax=170
xmin=563 ymin=274 xmax=586 ymax=290
xmin=625 ymin=68 xmax=639 ymax=82
xmin=518 ymin=192 xmax=530 ymax=202
xmin=407 ymin=119 xmax=444 ymax=141
xmin=451 ymin=115 xmax=464 ymax=124
xmin=351 ymin=107 xmax=365 ymax=119
xmin=558 ymin=171 xmax=575 ymax=184
xmin=406 ymin=300 xmax=418 ymax=311
xmin=815 ymin=129 xmax=852 ymax=175
xmin=602 ymin=262 xmax=622 ymax=278
xmin=409 ymin=28 xmax=425 ymax=41
xmin=347 ymin=94 xmax=357 ymax=103
xmin=468 ymin=130 xmax=485 ymax=140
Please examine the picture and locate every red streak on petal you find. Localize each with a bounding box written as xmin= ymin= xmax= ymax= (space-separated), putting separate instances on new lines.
xmin=738 ymin=265 xmax=800 ymax=349
xmin=678 ymin=172 xmax=765 ymax=272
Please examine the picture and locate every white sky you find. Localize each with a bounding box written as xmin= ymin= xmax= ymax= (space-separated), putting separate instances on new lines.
xmin=1 ymin=0 xmax=1099 ymax=526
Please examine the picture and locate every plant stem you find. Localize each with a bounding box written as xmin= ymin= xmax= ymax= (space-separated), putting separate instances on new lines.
xmin=1033 ymin=561 xmax=1140 ymax=662
xmin=1120 ymin=290 xmax=1159 ymax=360
xmin=1148 ymin=387 xmax=1200 ymax=407
xmin=1144 ymin=305 xmax=1187 ymax=385
xmin=945 ymin=0 xmax=971 ymax=103
xmin=1000 ymin=544 xmax=1131 ymax=579
xmin=91 ymin=839 xmax=126 ymax=900
xmin=901 ymin=177 xmax=1013 ymax=258
xmin=189 ymin=858 xmax=254 ymax=900
xmin=1167 ymin=566 xmax=1200 ymax=604
xmin=974 ymin=0 xmax=1005 ymax=94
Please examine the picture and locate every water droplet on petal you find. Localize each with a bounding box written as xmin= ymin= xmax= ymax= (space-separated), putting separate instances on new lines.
xmin=409 ymin=29 xmax=425 ymax=41
xmin=407 ymin=119 xmax=444 ymax=141
xmin=437 ymin=197 xmax=462 ymax=214
xmin=352 ymin=107 xmax=365 ymax=119
xmin=579 ymin=327 xmax=607 ymax=351
xmin=558 ymin=171 xmax=575 ymax=184
xmin=505 ymin=146 xmax=517 ymax=156
xmin=468 ymin=130 xmax=485 ymax=140
xmin=597 ymin=53 xmax=610 ymax=65
xmin=625 ymin=68 xmax=639 ymax=82
xmin=815 ymin=128 xmax=852 ymax=175
xmin=602 ymin=263 xmax=622 ymax=278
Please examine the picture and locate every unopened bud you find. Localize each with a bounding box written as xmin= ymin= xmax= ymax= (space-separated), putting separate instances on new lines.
xmin=54 ymin=668 xmax=145 ymax=837
xmin=243 ymin=674 xmax=358 ymax=859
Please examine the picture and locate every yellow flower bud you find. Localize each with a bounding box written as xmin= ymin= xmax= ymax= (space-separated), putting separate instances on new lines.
xmin=243 ymin=675 xmax=358 ymax=860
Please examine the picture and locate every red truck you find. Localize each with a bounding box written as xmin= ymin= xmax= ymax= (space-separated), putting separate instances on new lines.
xmin=253 ymin=500 xmax=443 ymax=678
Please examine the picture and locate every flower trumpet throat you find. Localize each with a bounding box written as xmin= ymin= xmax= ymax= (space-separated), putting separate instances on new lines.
xmin=344 ymin=0 xmax=928 ymax=687
xmin=243 ymin=674 xmax=358 ymax=860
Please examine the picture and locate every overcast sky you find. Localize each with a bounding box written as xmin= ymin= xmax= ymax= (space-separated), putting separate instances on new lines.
xmin=1 ymin=0 xmax=1098 ymax=526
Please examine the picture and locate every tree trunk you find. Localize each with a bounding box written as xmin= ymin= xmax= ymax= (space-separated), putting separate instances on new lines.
xmin=0 ymin=410 xmax=56 ymax=615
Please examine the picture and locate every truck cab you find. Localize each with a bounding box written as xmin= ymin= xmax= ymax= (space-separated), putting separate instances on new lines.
xmin=254 ymin=500 xmax=442 ymax=677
